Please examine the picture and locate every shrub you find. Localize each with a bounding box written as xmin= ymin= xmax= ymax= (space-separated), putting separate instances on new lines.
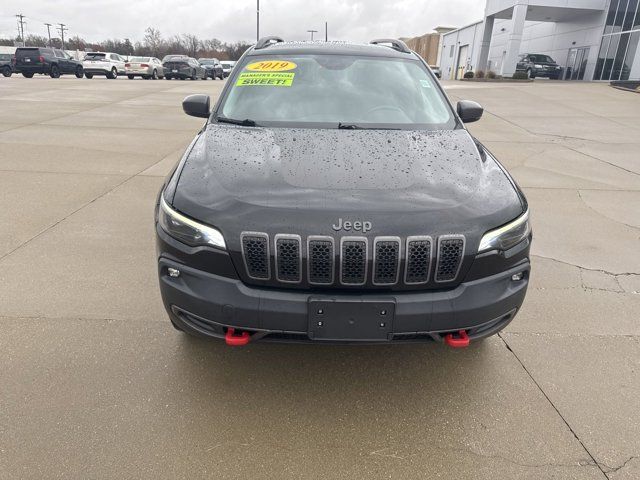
xmin=512 ymin=71 xmax=529 ymax=80
xmin=475 ymin=70 xmax=485 ymax=78
xmin=463 ymin=71 xmax=474 ymax=79
xmin=486 ymin=70 xmax=497 ymax=79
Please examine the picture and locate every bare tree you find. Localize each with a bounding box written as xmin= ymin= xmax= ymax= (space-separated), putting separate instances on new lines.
xmin=182 ymin=34 xmax=200 ymax=58
xmin=143 ymin=27 xmax=163 ymax=56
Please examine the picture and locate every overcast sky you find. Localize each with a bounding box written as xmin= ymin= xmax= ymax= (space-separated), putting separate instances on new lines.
xmin=1 ymin=0 xmax=483 ymax=44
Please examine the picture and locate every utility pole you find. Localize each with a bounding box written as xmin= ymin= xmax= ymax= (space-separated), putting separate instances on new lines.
xmin=16 ymin=14 xmax=26 ymax=46
xmin=307 ymin=29 xmax=318 ymax=41
xmin=45 ymin=23 xmax=52 ymax=47
xmin=256 ymin=0 xmax=260 ymax=42
xmin=57 ymin=23 xmax=68 ymax=50
xmin=325 ymin=22 xmax=328 ymax=41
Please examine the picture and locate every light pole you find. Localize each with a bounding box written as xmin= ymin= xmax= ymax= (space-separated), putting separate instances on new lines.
xmin=307 ymin=29 xmax=318 ymax=41
xmin=256 ymin=0 xmax=260 ymax=42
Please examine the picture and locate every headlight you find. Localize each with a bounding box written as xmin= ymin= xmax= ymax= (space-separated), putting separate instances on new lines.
xmin=478 ymin=210 xmax=531 ymax=253
xmin=158 ymin=196 xmax=226 ymax=249
xmin=534 ymin=64 xmax=542 ymax=68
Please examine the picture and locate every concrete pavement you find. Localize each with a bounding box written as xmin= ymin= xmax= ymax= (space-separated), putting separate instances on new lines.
xmin=0 ymin=76 xmax=638 ymax=479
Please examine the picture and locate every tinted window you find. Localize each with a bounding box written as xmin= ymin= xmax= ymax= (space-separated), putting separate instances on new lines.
xmin=220 ymin=54 xmax=454 ymax=129
xmin=85 ymin=53 xmax=106 ymax=60
xmin=528 ymin=55 xmax=554 ymax=63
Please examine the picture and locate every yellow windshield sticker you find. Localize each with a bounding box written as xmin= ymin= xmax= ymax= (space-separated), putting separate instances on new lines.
xmin=236 ymin=72 xmax=295 ymax=87
xmin=246 ymin=60 xmax=297 ymax=72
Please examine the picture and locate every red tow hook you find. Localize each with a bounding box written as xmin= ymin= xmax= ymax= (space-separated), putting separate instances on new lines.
xmin=444 ymin=330 xmax=470 ymax=348
xmin=225 ymin=328 xmax=251 ymax=346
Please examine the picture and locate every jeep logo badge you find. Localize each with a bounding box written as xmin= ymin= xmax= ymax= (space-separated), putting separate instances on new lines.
xmin=332 ymin=218 xmax=372 ymax=233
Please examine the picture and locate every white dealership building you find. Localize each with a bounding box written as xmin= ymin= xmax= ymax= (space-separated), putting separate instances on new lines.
xmin=439 ymin=0 xmax=640 ymax=81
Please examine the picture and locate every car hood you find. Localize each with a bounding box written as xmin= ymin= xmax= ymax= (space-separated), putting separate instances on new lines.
xmin=172 ymin=125 xmax=523 ymax=246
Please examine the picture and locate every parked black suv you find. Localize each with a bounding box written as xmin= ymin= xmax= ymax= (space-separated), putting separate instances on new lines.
xmin=13 ymin=47 xmax=83 ymax=78
xmin=163 ymin=55 xmax=206 ymax=80
xmin=516 ymin=54 xmax=562 ymax=79
xmin=199 ymin=58 xmax=224 ymax=79
xmin=156 ymin=38 xmax=531 ymax=347
xmin=0 ymin=53 xmax=13 ymax=77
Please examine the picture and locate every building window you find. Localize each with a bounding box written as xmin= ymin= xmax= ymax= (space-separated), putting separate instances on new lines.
xmin=595 ymin=0 xmax=640 ymax=80
xmin=449 ymin=45 xmax=454 ymax=58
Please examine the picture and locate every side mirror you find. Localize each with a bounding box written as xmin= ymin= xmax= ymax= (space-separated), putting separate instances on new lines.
xmin=457 ymin=100 xmax=483 ymax=123
xmin=182 ymin=94 xmax=210 ymax=118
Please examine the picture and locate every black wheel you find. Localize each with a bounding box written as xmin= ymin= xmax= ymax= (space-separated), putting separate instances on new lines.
xmin=526 ymin=69 xmax=535 ymax=79
xmin=84 ymin=73 xmax=93 ymax=79
xmin=2 ymin=66 xmax=11 ymax=77
xmin=22 ymin=72 xmax=34 ymax=78
xmin=50 ymin=65 xmax=60 ymax=78
xmin=75 ymin=66 xmax=83 ymax=78
xmin=152 ymin=69 xmax=158 ymax=80
xmin=190 ymin=69 xmax=197 ymax=80
xmin=165 ymin=76 xmax=171 ymax=80
xmin=108 ymin=67 xmax=118 ymax=79
xmin=180 ymin=77 xmax=185 ymax=80
xmin=127 ymin=74 xmax=135 ymax=79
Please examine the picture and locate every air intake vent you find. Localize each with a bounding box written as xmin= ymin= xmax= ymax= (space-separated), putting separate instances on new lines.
xmin=308 ymin=236 xmax=334 ymax=285
xmin=341 ymin=238 xmax=367 ymax=285
xmin=405 ymin=236 xmax=432 ymax=284
xmin=436 ymin=235 xmax=465 ymax=282
xmin=241 ymin=232 xmax=270 ymax=280
xmin=275 ymin=235 xmax=301 ymax=283
xmin=373 ymin=237 xmax=400 ymax=285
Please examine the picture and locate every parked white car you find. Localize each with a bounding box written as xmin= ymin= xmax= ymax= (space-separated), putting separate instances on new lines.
xmin=220 ymin=60 xmax=235 ymax=78
xmin=125 ymin=56 xmax=164 ymax=79
xmin=83 ymin=52 xmax=126 ymax=79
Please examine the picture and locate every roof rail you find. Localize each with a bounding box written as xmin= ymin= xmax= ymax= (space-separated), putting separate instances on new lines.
xmin=255 ymin=36 xmax=285 ymax=50
xmin=369 ymin=38 xmax=411 ymax=54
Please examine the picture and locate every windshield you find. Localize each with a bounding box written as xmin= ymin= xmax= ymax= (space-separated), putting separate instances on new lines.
xmin=199 ymin=59 xmax=215 ymax=65
xmin=130 ymin=56 xmax=149 ymax=62
xmin=218 ymin=54 xmax=454 ymax=129
xmin=221 ymin=62 xmax=233 ymax=68
xmin=529 ymin=55 xmax=555 ymax=63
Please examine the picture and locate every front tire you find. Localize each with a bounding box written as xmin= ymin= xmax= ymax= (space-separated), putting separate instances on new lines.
xmin=22 ymin=72 xmax=34 ymax=78
xmin=127 ymin=74 xmax=135 ymax=79
xmin=108 ymin=67 xmax=118 ymax=79
xmin=526 ymin=68 xmax=535 ymax=79
xmin=165 ymin=76 xmax=171 ymax=80
xmin=152 ymin=69 xmax=158 ymax=80
xmin=50 ymin=65 xmax=60 ymax=78
xmin=2 ymin=66 xmax=11 ymax=77
xmin=75 ymin=66 xmax=83 ymax=78
xmin=84 ymin=73 xmax=93 ymax=79
xmin=190 ymin=69 xmax=197 ymax=80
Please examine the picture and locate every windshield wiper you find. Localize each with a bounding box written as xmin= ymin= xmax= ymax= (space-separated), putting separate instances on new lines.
xmin=337 ymin=122 xmax=364 ymax=130
xmin=216 ymin=116 xmax=258 ymax=127
xmin=337 ymin=122 xmax=401 ymax=130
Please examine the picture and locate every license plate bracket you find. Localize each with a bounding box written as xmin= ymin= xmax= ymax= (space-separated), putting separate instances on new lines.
xmin=308 ymin=299 xmax=395 ymax=341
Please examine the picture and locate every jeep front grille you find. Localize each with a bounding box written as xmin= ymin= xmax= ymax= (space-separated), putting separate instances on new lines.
xmin=340 ymin=238 xmax=368 ymax=285
xmin=373 ymin=237 xmax=400 ymax=285
xmin=405 ymin=236 xmax=433 ymax=284
xmin=435 ymin=235 xmax=465 ymax=282
xmin=307 ymin=236 xmax=334 ymax=285
xmin=275 ymin=235 xmax=301 ymax=283
xmin=241 ymin=233 xmax=270 ymax=280
xmin=239 ymin=232 xmax=465 ymax=287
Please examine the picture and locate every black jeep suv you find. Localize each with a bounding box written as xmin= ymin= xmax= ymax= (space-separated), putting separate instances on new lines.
xmin=155 ymin=37 xmax=531 ymax=347
xmin=13 ymin=47 xmax=83 ymax=78
xmin=516 ymin=54 xmax=562 ymax=79
xmin=0 ymin=53 xmax=13 ymax=77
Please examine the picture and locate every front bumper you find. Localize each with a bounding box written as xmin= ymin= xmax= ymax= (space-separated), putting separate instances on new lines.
xmin=158 ymin=254 xmax=529 ymax=344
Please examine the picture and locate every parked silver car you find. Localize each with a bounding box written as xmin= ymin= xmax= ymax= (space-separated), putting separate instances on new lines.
xmin=125 ymin=56 xmax=164 ymax=79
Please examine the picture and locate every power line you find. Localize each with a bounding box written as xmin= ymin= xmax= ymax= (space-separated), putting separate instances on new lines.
xmin=307 ymin=29 xmax=318 ymax=41
xmin=57 ymin=23 xmax=68 ymax=49
xmin=16 ymin=13 xmax=26 ymax=46
xmin=44 ymin=22 xmax=52 ymax=46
